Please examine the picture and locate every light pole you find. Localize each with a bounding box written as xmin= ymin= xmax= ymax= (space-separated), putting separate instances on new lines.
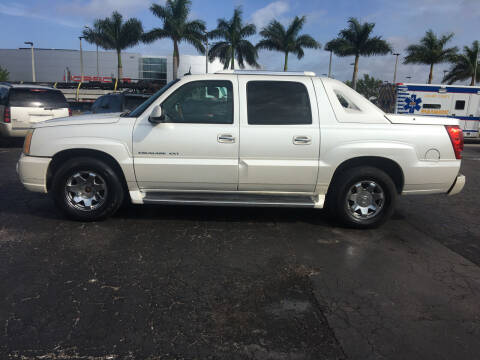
xmin=79 ymin=36 xmax=85 ymax=82
xmin=204 ymin=31 xmax=209 ymax=74
xmin=392 ymin=53 xmax=400 ymax=84
xmin=24 ymin=41 xmax=36 ymax=82
xmin=328 ymin=50 xmax=333 ymax=78
xmin=473 ymin=46 xmax=479 ymax=86
xmin=96 ymin=44 xmax=99 ymax=78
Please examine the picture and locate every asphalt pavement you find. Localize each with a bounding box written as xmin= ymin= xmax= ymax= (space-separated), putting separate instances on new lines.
xmin=0 ymin=142 xmax=479 ymax=359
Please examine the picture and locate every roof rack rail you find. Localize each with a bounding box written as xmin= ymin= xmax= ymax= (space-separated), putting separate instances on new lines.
xmin=215 ymin=70 xmax=316 ymax=77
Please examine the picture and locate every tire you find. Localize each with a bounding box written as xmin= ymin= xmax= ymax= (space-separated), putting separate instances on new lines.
xmin=51 ymin=157 xmax=124 ymax=221
xmin=325 ymin=166 xmax=397 ymax=229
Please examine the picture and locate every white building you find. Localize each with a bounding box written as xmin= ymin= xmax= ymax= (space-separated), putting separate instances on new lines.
xmin=0 ymin=48 xmax=245 ymax=84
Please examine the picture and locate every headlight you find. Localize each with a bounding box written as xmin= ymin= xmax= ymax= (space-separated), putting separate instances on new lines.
xmin=23 ymin=129 xmax=34 ymax=155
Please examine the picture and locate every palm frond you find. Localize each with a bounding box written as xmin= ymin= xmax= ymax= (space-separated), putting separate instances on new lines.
xmin=443 ymin=40 xmax=480 ymax=84
xmin=404 ymin=30 xmax=457 ymax=66
xmin=208 ymin=7 xmax=258 ymax=69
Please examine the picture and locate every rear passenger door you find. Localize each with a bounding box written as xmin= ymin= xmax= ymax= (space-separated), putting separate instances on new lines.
xmin=238 ymin=77 xmax=320 ymax=192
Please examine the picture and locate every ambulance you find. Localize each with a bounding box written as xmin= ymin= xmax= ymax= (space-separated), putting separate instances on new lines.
xmin=395 ymin=83 xmax=480 ymax=138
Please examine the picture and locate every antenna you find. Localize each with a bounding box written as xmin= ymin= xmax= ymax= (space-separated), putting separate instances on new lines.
xmin=184 ymin=66 xmax=192 ymax=76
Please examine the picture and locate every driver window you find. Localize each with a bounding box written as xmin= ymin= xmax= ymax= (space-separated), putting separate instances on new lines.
xmin=161 ymin=80 xmax=233 ymax=124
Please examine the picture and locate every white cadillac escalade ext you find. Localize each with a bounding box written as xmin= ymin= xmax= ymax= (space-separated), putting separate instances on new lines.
xmin=17 ymin=70 xmax=465 ymax=228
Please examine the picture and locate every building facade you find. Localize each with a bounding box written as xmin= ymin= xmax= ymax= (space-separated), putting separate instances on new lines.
xmin=0 ymin=48 xmax=233 ymax=84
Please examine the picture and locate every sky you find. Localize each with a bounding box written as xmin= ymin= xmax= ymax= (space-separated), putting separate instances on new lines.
xmin=1 ymin=0 xmax=479 ymax=84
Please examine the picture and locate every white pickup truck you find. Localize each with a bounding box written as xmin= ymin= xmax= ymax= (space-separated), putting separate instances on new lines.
xmin=17 ymin=70 xmax=465 ymax=228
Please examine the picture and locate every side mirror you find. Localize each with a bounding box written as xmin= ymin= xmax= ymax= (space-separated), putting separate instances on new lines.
xmin=148 ymin=105 xmax=164 ymax=124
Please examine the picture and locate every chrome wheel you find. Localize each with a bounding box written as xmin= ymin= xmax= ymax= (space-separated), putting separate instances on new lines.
xmin=64 ymin=171 xmax=108 ymax=211
xmin=346 ymin=181 xmax=385 ymax=219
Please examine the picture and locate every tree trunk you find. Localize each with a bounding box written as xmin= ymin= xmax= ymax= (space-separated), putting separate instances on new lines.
xmin=284 ymin=52 xmax=289 ymax=71
xmin=471 ymin=75 xmax=475 ymax=86
xmin=230 ymin=47 xmax=235 ymax=70
xmin=352 ymin=54 xmax=359 ymax=90
xmin=428 ymin=63 xmax=434 ymax=84
xmin=117 ymin=50 xmax=123 ymax=81
xmin=173 ymin=40 xmax=179 ymax=80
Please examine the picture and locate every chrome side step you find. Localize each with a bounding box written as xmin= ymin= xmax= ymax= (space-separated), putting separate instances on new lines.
xmin=142 ymin=192 xmax=316 ymax=208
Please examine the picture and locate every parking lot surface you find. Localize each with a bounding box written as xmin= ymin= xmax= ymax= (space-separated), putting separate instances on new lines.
xmin=1 ymin=141 xmax=479 ymax=359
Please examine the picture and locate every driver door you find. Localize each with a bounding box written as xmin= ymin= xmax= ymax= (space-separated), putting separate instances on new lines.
xmin=132 ymin=77 xmax=239 ymax=191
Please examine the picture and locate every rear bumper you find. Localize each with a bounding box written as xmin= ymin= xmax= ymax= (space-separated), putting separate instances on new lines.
xmin=448 ymin=174 xmax=465 ymax=196
xmin=17 ymin=153 xmax=51 ymax=193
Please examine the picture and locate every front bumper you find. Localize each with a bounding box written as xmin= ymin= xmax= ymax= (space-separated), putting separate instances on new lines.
xmin=448 ymin=174 xmax=465 ymax=196
xmin=17 ymin=153 xmax=51 ymax=193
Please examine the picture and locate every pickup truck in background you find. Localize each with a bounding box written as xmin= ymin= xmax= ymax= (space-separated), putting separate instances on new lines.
xmin=17 ymin=70 xmax=465 ymax=228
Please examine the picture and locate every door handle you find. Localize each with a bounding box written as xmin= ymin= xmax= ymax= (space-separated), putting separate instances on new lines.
xmin=218 ymin=134 xmax=236 ymax=143
xmin=293 ymin=135 xmax=312 ymax=145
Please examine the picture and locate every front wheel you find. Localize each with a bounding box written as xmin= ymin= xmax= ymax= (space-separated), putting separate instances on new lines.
xmin=325 ymin=166 xmax=397 ymax=228
xmin=51 ymin=157 xmax=124 ymax=221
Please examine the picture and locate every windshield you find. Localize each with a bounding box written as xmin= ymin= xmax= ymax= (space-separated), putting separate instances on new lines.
xmin=126 ymin=80 xmax=180 ymax=117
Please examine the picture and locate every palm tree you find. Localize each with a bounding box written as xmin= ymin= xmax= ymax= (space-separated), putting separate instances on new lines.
xmin=325 ymin=17 xmax=391 ymax=89
xmin=404 ymin=30 xmax=458 ymax=84
xmin=443 ymin=40 xmax=479 ymax=85
xmin=142 ymin=0 xmax=206 ymax=80
xmin=208 ymin=7 xmax=259 ymax=70
xmin=256 ymin=16 xmax=320 ymax=71
xmin=83 ymin=11 xmax=143 ymax=80
xmin=0 ymin=66 xmax=9 ymax=81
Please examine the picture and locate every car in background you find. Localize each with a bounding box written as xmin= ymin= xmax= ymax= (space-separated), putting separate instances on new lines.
xmin=90 ymin=92 xmax=151 ymax=114
xmin=0 ymin=83 xmax=70 ymax=138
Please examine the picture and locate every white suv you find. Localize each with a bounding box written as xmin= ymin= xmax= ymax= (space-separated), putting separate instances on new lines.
xmin=17 ymin=71 xmax=465 ymax=228
xmin=0 ymin=83 xmax=70 ymax=138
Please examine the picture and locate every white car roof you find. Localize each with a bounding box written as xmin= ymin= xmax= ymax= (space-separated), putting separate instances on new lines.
xmin=215 ymin=70 xmax=317 ymax=77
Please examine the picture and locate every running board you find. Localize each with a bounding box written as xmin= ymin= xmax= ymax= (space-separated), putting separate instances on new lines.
xmin=142 ymin=192 xmax=317 ymax=208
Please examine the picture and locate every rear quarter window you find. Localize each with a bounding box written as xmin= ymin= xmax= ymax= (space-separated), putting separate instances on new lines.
xmin=9 ymin=88 xmax=68 ymax=108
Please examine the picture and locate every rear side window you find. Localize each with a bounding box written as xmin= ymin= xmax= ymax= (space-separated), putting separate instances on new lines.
xmin=9 ymin=88 xmax=68 ymax=108
xmin=0 ymin=87 xmax=7 ymax=105
xmin=247 ymin=81 xmax=312 ymax=125
xmin=423 ymin=104 xmax=441 ymax=109
xmin=455 ymin=100 xmax=465 ymax=110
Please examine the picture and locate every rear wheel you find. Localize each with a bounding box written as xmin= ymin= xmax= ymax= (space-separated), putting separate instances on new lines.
xmin=326 ymin=166 xmax=397 ymax=228
xmin=51 ymin=157 xmax=124 ymax=221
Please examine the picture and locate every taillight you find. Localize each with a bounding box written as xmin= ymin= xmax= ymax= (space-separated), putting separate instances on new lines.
xmin=4 ymin=106 xmax=10 ymax=123
xmin=445 ymin=125 xmax=464 ymax=160
xmin=68 ymin=108 xmax=72 ymax=116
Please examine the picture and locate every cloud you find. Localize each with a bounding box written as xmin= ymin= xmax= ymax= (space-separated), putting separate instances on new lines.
xmin=251 ymin=1 xmax=289 ymax=28
xmin=58 ymin=0 xmax=155 ymax=21
xmin=0 ymin=2 xmax=78 ymax=27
